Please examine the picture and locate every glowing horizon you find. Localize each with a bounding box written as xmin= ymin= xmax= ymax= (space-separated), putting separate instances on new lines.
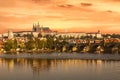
xmin=0 ymin=0 xmax=120 ymax=34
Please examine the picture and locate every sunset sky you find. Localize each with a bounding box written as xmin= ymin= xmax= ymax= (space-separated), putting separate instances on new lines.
xmin=0 ymin=0 xmax=120 ymax=33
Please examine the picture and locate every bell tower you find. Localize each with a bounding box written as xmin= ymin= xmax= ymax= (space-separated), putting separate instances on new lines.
xmin=8 ymin=29 xmax=14 ymax=39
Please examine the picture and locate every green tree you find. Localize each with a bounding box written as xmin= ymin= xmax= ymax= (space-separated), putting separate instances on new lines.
xmin=13 ymin=39 xmax=18 ymax=50
xmin=18 ymin=42 xmax=26 ymax=51
xmin=46 ymin=36 xmax=54 ymax=49
xmin=39 ymin=39 xmax=47 ymax=49
xmin=4 ymin=39 xmax=14 ymax=51
xmin=25 ymin=38 xmax=36 ymax=50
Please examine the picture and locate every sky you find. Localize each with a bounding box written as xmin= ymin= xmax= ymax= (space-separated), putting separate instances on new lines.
xmin=0 ymin=0 xmax=120 ymax=33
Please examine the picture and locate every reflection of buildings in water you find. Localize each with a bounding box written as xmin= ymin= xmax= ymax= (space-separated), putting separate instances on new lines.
xmin=7 ymin=59 xmax=14 ymax=72
xmin=16 ymin=58 xmax=31 ymax=68
xmin=50 ymin=59 xmax=57 ymax=68
xmin=30 ymin=59 xmax=105 ymax=75
xmin=16 ymin=58 xmax=31 ymax=71
xmin=50 ymin=59 xmax=92 ymax=71
xmin=97 ymin=60 xmax=102 ymax=65
xmin=55 ymin=59 xmax=84 ymax=71
xmin=91 ymin=60 xmax=103 ymax=73
xmin=31 ymin=59 xmax=51 ymax=75
xmin=96 ymin=60 xmax=103 ymax=73
xmin=0 ymin=58 xmax=2 ymax=65
xmin=0 ymin=58 xmax=31 ymax=72
xmin=57 ymin=59 xmax=103 ymax=73
xmin=87 ymin=60 xmax=103 ymax=73
xmin=0 ymin=59 xmax=15 ymax=72
xmin=0 ymin=58 xmax=53 ymax=75
xmin=0 ymin=58 xmax=114 ymax=76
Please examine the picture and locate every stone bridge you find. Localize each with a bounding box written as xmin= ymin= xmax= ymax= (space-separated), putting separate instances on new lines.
xmin=56 ymin=42 xmax=120 ymax=54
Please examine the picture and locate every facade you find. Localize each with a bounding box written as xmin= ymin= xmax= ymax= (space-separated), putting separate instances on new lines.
xmin=56 ymin=30 xmax=102 ymax=39
xmin=0 ymin=39 xmax=4 ymax=52
xmin=14 ymin=31 xmax=32 ymax=37
xmin=32 ymin=32 xmax=39 ymax=37
xmin=32 ymin=22 xmax=57 ymax=36
xmin=33 ymin=22 xmax=52 ymax=33
xmin=0 ymin=34 xmax=2 ymax=38
xmin=87 ymin=30 xmax=103 ymax=38
xmin=56 ymin=32 xmax=87 ymax=38
xmin=8 ymin=29 xmax=14 ymax=39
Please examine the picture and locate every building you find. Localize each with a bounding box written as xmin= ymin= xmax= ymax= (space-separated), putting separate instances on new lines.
xmin=87 ymin=30 xmax=103 ymax=38
xmin=0 ymin=34 xmax=2 ymax=38
xmin=33 ymin=22 xmax=52 ymax=33
xmin=8 ymin=29 xmax=14 ymax=39
xmin=96 ymin=30 xmax=102 ymax=38
xmin=14 ymin=31 xmax=32 ymax=37
xmin=56 ymin=32 xmax=87 ymax=38
xmin=32 ymin=22 xmax=57 ymax=36
xmin=0 ymin=39 xmax=4 ymax=53
xmin=32 ymin=32 xmax=39 ymax=38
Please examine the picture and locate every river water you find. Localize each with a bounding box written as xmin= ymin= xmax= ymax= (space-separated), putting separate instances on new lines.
xmin=0 ymin=58 xmax=120 ymax=80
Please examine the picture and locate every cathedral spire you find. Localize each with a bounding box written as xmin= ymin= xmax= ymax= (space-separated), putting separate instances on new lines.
xmin=33 ymin=23 xmax=36 ymax=32
xmin=8 ymin=29 xmax=14 ymax=39
xmin=38 ymin=22 xmax=40 ymax=28
xmin=33 ymin=23 xmax=34 ymax=31
xmin=98 ymin=30 xmax=100 ymax=34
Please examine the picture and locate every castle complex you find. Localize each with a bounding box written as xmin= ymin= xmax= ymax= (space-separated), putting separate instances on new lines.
xmin=32 ymin=22 xmax=102 ymax=38
xmin=0 ymin=22 xmax=103 ymax=39
xmin=32 ymin=22 xmax=52 ymax=33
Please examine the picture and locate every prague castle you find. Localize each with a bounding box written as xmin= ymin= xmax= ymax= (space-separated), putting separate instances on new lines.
xmin=32 ymin=22 xmax=52 ymax=33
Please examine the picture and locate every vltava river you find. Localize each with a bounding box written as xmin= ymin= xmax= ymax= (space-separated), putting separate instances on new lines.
xmin=0 ymin=58 xmax=120 ymax=80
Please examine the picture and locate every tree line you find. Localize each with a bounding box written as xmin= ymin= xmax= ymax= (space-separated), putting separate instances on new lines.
xmin=2 ymin=34 xmax=120 ymax=54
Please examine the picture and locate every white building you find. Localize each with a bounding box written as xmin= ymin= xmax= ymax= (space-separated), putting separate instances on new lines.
xmin=56 ymin=32 xmax=87 ymax=38
xmin=2 ymin=33 xmax=8 ymax=37
xmin=0 ymin=34 xmax=2 ymax=38
xmin=32 ymin=32 xmax=39 ymax=37
xmin=14 ymin=31 xmax=32 ymax=37
xmin=87 ymin=30 xmax=103 ymax=38
xmin=8 ymin=29 xmax=14 ymax=39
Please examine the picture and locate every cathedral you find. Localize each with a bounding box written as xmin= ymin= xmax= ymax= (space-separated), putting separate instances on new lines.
xmin=32 ymin=22 xmax=52 ymax=33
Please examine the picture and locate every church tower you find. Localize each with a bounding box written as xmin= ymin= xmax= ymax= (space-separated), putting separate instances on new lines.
xmin=41 ymin=25 xmax=44 ymax=37
xmin=36 ymin=22 xmax=40 ymax=32
xmin=33 ymin=24 xmax=36 ymax=32
xmin=96 ymin=30 xmax=102 ymax=38
xmin=97 ymin=30 xmax=101 ymax=34
xmin=8 ymin=29 xmax=14 ymax=39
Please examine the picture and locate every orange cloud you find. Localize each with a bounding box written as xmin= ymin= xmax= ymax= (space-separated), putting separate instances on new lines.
xmin=80 ymin=3 xmax=93 ymax=7
xmin=0 ymin=0 xmax=120 ymax=33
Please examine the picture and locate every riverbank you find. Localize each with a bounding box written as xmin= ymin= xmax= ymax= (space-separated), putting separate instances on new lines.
xmin=0 ymin=53 xmax=120 ymax=60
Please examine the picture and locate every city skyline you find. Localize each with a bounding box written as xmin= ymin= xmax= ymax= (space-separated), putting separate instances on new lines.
xmin=0 ymin=0 xmax=120 ymax=33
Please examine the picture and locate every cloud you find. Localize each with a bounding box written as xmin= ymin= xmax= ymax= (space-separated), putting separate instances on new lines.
xmin=31 ymin=0 xmax=51 ymax=4
xmin=106 ymin=0 xmax=120 ymax=2
xmin=80 ymin=3 xmax=93 ymax=7
xmin=0 ymin=0 xmax=16 ymax=8
xmin=58 ymin=4 xmax=74 ymax=8
xmin=106 ymin=10 xmax=113 ymax=13
xmin=0 ymin=0 xmax=120 ymax=33
xmin=31 ymin=0 xmax=66 ymax=5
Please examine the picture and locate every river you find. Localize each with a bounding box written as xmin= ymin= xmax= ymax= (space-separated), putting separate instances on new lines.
xmin=0 ymin=57 xmax=120 ymax=80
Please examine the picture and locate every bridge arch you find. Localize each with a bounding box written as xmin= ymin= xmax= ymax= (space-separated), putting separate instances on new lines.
xmin=104 ymin=43 xmax=119 ymax=54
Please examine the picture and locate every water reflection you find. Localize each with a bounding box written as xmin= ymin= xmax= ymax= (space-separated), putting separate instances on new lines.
xmin=0 ymin=58 xmax=120 ymax=80
xmin=0 ymin=59 xmax=117 ymax=73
